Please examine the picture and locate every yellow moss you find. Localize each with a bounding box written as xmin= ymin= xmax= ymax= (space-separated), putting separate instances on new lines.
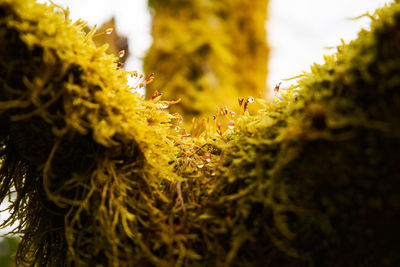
xmin=87 ymin=17 xmax=129 ymax=61
xmin=144 ymin=0 xmax=269 ymax=121
xmin=1 ymin=0 xmax=400 ymax=266
xmin=191 ymin=1 xmax=400 ymax=265
xmin=0 ymin=0 xmax=177 ymax=265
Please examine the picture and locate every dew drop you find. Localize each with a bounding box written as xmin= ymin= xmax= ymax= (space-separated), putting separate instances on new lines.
xmin=104 ymin=28 xmax=113 ymax=35
xmin=230 ymin=111 xmax=236 ymax=117
xmin=118 ymin=50 xmax=125 ymax=58
xmin=197 ymin=164 xmax=204 ymax=169
xmin=248 ymin=97 xmax=255 ymax=103
xmin=158 ymin=101 xmax=169 ymax=109
xmin=204 ymin=153 xmax=211 ymax=162
xmin=174 ymin=126 xmax=181 ymax=132
xmin=227 ymin=120 xmax=235 ymax=129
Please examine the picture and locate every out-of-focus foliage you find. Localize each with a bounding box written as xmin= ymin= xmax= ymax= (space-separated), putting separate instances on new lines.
xmin=0 ymin=0 xmax=399 ymax=266
xmin=144 ymin=0 xmax=269 ymax=121
xmin=0 ymin=237 xmax=19 ymax=267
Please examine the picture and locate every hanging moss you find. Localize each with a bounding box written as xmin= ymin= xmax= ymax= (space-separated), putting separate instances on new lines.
xmin=0 ymin=0 xmax=179 ymax=265
xmin=144 ymin=0 xmax=269 ymax=121
xmin=191 ymin=1 xmax=400 ymax=265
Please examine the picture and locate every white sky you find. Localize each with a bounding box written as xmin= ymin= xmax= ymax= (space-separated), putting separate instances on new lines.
xmin=52 ymin=0 xmax=392 ymax=93
xmin=0 ymin=0 xmax=394 ymax=234
xmin=268 ymin=0 xmax=392 ymax=91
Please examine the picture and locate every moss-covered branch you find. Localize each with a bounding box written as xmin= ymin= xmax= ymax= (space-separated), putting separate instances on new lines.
xmin=194 ymin=2 xmax=400 ymax=265
xmin=0 ymin=0 xmax=177 ymax=265
xmin=0 ymin=0 xmax=399 ymax=266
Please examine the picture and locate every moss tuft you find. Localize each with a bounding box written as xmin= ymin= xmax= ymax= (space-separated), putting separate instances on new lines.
xmin=0 ymin=0 xmax=177 ymax=265
xmin=193 ymin=1 xmax=400 ymax=265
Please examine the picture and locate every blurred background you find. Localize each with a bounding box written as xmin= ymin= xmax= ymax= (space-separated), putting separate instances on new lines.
xmin=0 ymin=0 xmax=393 ymax=265
xmin=37 ymin=0 xmax=392 ymax=93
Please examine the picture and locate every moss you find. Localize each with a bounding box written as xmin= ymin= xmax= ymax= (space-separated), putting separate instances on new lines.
xmin=87 ymin=17 xmax=129 ymax=61
xmin=0 ymin=237 xmax=19 ymax=267
xmin=1 ymin=0 xmax=400 ymax=266
xmin=192 ymin=1 xmax=400 ymax=265
xmin=144 ymin=0 xmax=269 ymax=121
xmin=0 ymin=0 xmax=178 ymax=265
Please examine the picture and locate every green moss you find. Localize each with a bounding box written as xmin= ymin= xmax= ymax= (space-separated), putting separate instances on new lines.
xmin=0 ymin=0 xmax=178 ymax=265
xmin=1 ymin=0 xmax=400 ymax=266
xmin=144 ymin=0 xmax=269 ymax=121
xmin=192 ymin=1 xmax=400 ymax=265
xmin=0 ymin=237 xmax=19 ymax=267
